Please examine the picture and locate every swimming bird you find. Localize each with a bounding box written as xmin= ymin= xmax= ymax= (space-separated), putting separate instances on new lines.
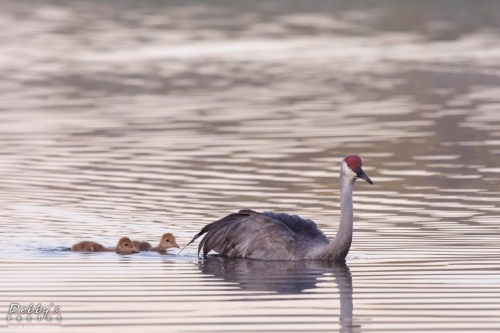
xmin=186 ymin=155 xmax=373 ymax=261
xmin=133 ymin=240 xmax=153 ymax=251
xmin=153 ymin=233 xmax=180 ymax=252
xmin=72 ymin=237 xmax=139 ymax=254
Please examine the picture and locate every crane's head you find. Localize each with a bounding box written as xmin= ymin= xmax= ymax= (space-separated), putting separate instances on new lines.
xmin=342 ymin=155 xmax=373 ymax=184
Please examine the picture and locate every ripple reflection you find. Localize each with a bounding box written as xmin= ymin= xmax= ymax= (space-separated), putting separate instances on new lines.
xmin=199 ymin=257 xmax=357 ymax=332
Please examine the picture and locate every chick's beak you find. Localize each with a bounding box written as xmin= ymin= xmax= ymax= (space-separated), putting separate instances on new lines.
xmin=357 ymin=167 xmax=373 ymax=185
xmin=173 ymin=243 xmax=180 ymax=249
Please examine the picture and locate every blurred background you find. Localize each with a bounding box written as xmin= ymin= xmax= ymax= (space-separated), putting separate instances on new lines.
xmin=1 ymin=1 xmax=500 ymax=332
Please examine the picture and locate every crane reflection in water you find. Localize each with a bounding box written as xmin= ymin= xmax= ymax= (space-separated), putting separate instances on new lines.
xmin=199 ymin=258 xmax=359 ymax=332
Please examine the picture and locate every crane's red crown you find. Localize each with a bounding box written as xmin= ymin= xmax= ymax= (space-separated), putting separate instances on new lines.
xmin=344 ymin=155 xmax=362 ymax=171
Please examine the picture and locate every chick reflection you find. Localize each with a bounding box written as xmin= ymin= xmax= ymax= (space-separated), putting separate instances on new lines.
xmin=199 ymin=257 xmax=356 ymax=332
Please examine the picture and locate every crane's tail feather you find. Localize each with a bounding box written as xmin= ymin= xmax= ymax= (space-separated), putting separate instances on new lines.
xmin=181 ymin=209 xmax=256 ymax=257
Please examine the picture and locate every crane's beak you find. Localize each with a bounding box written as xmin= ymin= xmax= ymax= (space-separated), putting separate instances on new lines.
xmin=356 ymin=167 xmax=373 ymax=185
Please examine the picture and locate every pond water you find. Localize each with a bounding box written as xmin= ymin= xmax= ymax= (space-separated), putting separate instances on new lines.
xmin=1 ymin=1 xmax=500 ymax=332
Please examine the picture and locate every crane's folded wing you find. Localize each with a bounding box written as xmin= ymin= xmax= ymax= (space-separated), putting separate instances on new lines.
xmin=189 ymin=210 xmax=300 ymax=259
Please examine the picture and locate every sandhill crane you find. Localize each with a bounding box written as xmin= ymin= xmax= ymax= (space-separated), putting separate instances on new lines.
xmin=186 ymin=155 xmax=373 ymax=260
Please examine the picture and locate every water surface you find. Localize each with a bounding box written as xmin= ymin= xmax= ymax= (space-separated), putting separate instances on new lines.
xmin=1 ymin=1 xmax=500 ymax=332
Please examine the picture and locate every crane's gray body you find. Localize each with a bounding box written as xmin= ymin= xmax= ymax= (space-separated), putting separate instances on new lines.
xmin=186 ymin=158 xmax=372 ymax=261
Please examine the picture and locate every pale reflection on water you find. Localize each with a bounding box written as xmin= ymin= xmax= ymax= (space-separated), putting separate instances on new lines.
xmin=1 ymin=0 xmax=500 ymax=332
xmin=199 ymin=259 xmax=354 ymax=332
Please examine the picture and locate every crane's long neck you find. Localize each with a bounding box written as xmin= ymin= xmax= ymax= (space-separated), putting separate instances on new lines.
xmin=325 ymin=174 xmax=355 ymax=260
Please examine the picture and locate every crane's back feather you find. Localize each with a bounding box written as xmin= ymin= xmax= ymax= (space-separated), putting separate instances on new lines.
xmin=261 ymin=211 xmax=329 ymax=244
xmin=187 ymin=209 xmax=330 ymax=260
